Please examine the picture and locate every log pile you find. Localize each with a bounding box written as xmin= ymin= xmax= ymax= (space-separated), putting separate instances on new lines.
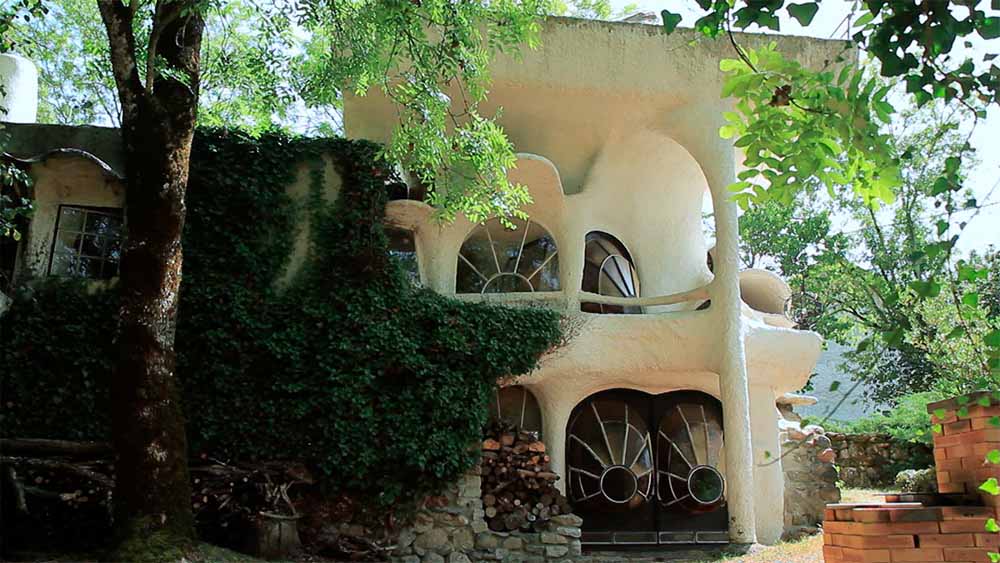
xmin=480 ymin=426 xmax=571 ymax=532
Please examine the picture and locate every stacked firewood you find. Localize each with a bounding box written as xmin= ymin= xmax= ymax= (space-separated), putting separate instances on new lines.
xmin=480 ymin=426 xmax=572 ymax=532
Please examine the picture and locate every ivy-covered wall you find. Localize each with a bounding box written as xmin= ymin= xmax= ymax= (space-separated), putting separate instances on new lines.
xmin=0 ymin=129 xmax=562 ymax=505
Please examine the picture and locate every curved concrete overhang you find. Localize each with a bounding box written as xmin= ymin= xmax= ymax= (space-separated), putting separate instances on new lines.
xmin=5 ymin=148 xmax=125 ymax=180
xmin=739 ymin=268 xmax=792 ymax=315
xmin=744 ymin=318 xmax=823 ymax=394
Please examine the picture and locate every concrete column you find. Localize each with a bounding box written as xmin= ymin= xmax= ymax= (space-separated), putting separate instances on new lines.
xmin=533 ymin=384 xmax=576 ymax=496
xmin=749 ymin=384 xmax=784 ymax=544
xmin=710 ymin=179 xmax=757 ymax=545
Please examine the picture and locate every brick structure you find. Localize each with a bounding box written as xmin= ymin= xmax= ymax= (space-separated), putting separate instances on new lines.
xmin=821 ymin=391 xmax=1000 ymax=563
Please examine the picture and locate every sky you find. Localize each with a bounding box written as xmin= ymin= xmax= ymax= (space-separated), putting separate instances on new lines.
xmin=610 ymin=0 xmax=1000 ymax=256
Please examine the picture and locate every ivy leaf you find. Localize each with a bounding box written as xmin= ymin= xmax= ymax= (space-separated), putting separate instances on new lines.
xmin=988 ymin=518 xmax=1000 ymax=532
xmin=661 ymin=10 xmax=682 ymax=34
xmin=932 ymin=423 xmax=943 ymax=434
xmin=989 ymin=416 xmax=1000 ymax=427
xmin=980 ymin=396 xmax=993 ymax=408
xmin=829 ymin=380 xmax=841 ymax=392
xmin=989 ymin=552 xmax=1000 ymax=563
xmin=934 ymin=408 xmax=948 ymax=420
xmin=978 ymin=17 xmax=1000 ymax=40
xmin=988 ymin=450 xmax=1000 ymax=465
xmin=947 ymin=326 xmax=967 ymax=340
xmin=787 ymin=2 xmax=820 ymax=26
xmin=981 ymin=478 xmax=1000 ymax=496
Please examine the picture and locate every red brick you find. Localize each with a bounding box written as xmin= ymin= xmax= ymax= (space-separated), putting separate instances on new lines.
xmin=943 ymin=547 xmax=993 ymax=562
xmin=853 ymin=509 xmax=892 ymax=523
xmin=837 ymin=508 xmax=855 ymax=520
xmin=949 ymin=445 xmax=977 ymax=460
xmin=841 ymin=546 xmax=891 ymax=562
xmin=826 ymin=508 xmax=839 ymax=521
xmin=941 ymin=520 xmax=994 ymax=533
xmin=938 ymin=448 xmax=953 ymax=463
xmin=942 ymin=507 xmax=997 ymax=520
xmin=964 ymin=457 xmax=987 ymax=470
xmin=972 ymin=417 xmax=1000 ymax=430
xmin=824 ymin=545 xmax=845 ymax=560
xmin=891 ymin=508 xmax=944 ymax=522
xmin=948 ymin=420 xmax=975 ymax=435
xmin=890 ymin=547 xmax=944 ymax=561
xmin=920 ymin=534 xmax=976 ymax=547
xmin=835 ymin=534 xmax=915 ymax=549
xmin=974 ymin=533 xmax=1000 ymax=547
xmin=942 ymin=459 xmax=967 ymax=472
xmin=973 ymin=442 xmax=1000 ymax=456
xmin=934 ymin=410 xmax=960 ymax=424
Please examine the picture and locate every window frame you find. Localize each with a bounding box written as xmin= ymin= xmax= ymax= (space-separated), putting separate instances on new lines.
xmin=47 ymin=204 xmax=125 ymax=280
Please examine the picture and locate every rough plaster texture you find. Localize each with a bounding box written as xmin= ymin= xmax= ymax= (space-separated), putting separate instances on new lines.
xmin=0 ymin=54 xmax=38 ymax=123
xmin=18 ymin=156 xmax=125 ymax=280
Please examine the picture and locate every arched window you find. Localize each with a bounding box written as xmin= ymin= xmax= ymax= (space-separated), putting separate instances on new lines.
xmin=456 ymin=218 xmax=559 ymax=294
xmin=581 ymin=232 xmax=640 ymax=314
xmin=488 ymin=385 xmax=543 ymax=439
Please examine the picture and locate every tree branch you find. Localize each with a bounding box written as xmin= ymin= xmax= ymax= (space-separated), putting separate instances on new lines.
xmin=96 ymin=0 xmax=143 ymax=113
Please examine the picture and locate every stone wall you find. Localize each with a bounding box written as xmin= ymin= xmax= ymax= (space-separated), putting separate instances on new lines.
xmin=391 ymin=467 xmax=583 ymax=563
xmin=779 ymin=415 xmax=841 ymax=539
xmin=827 ymin=432 xmax=933 ymax=488
xmin=777 ymin=394 xmax=840 ymax=539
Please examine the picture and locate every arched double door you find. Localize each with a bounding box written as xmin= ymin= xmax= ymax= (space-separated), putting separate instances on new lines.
xmin=566 ymin=389 xmax=729 ymax=546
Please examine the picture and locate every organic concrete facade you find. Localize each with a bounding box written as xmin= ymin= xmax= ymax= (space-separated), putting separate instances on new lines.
xmin=2 ymin=16 xmax=839 ymax=551
xmin=345 ymin=17 xmax=840 ymax=546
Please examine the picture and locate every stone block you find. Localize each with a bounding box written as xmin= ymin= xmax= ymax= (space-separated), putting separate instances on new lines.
xmin=415 ymin=529 xmax=449 ymax=552
xmin=548 ymin=514 xmax=583 ymax=527
xmin=568 ymin=539 xmax=582 ymax=556
xmin=540 ymin=532 xmax=567 ymax=545
xmin=448 ymin=553 xmax=472 ymax=563
xmin=554 ymin=526 xmax=581 ymax=538
xmin=413 ymin=512 xmax=435 ymax=533
xmin=422 ymin=553 xmax=445 ymax=563
xmin=476 ymin=532 xmax=499 ymax=549
xmin=452 ymin=528 xmax=474 ymax=551
xmin=501 ymin=536 xmax=523 ymax=550
xmin=544 ymin=545 xmax=568 ymax=558
xmin=399 ymin=556 xmax=420 ymax=563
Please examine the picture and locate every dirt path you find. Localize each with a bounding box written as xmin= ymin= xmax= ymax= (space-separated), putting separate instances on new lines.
xmin=708 ymin=488 xmax=887 ymax=563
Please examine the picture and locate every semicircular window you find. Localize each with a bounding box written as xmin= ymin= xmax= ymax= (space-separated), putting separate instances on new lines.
xmin=456 ymin=218 xmax=559 ymax=294
xmin=488 ymin=385 xmax=543 ymax=439
xmin=656 ymin=393 xmax=726 ymax=513
xmin=581 ymin=232 xmax=640 ymax=314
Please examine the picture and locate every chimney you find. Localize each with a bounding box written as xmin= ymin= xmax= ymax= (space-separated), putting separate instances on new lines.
xmin=0 ymin=53 xmax=39 ymax=123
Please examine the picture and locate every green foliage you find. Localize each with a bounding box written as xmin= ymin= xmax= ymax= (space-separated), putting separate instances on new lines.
xmin=719 ymin=44 xmax=900 ymax=209
xmin=0 ymin=129 xmax=562 ymax=506
xmin=0 ymin=279 xmax=117 ymax=439
xmin=831 ymin=392 xmax=945 ymax=445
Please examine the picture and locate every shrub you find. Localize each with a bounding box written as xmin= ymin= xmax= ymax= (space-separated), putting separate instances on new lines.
xmin=835 ymin=391 xmax=945 ymax=445
xmin=0 ymin=129 xmax=563 ymax=506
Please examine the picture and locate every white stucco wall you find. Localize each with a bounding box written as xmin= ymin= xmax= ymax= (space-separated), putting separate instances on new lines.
xmin=0 ymin=54 xmax=38 ymax=123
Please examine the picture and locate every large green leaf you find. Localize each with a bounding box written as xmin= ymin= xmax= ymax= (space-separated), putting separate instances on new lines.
xmin=787 ymin=3 xmax=820 ymax=26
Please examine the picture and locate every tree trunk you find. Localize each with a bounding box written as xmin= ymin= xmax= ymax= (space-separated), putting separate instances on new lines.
xmin=96 ymin=0 xmax=205 ymax=553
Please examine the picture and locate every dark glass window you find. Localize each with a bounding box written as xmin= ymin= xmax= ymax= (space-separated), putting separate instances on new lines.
xmin=48 ymin=206 xmax=123 ymax=280
xmin=488 ymin=385 xmax=543 ymax=439
xmin=456 ymin=218 xmax=559 ymax=294
xmin=386 ymin=227 xmax=420 ymax=286
xmin=581 ymin=232 xmax=640 ymax=314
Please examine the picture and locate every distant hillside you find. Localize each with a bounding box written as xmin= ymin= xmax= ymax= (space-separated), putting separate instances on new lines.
xmin=795 ymin=341 xmax=888 ymax=424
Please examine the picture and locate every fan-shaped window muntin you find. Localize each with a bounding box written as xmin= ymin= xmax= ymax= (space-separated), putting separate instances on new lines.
xmin=657 ymin=400 xmax=726 ymax=510
xmin=488 ymin=385 xmax=543 ymax=439
xmin=568 ymin=400 xmax=654 ymax=507
xmin=581 ymin=232 xmax=640 ymax=314
xmin=456 ymin=218 xmax=559 ymax=294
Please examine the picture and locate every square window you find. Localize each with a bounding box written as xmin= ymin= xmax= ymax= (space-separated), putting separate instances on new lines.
xmin=48 ymin=206 xmax=124 ymax=280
